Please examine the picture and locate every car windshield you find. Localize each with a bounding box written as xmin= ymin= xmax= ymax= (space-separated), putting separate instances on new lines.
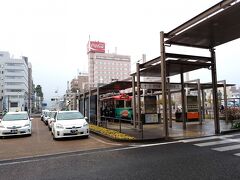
xmin=3 ymin=113 xmax=28 ymax=121
xmin=57 ymin=112 xmax=84 ymax=120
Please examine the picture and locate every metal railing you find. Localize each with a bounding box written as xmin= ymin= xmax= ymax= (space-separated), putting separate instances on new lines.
xmin=97 ymin=116 xmax=133 ymax=133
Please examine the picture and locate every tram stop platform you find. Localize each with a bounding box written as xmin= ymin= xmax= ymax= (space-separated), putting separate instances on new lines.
xmin=102 ymin=119 xmax=235 ymax=141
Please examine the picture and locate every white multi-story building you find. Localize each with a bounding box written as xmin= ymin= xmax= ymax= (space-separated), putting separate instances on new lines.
xmin=87 ymin=41 xmax=131 ymax=87
xmin=0 ymin=51 xmax=30 ymax=112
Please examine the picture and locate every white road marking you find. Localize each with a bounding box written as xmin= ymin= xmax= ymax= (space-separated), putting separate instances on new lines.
xmin=195 ymin=138 xmax=240 ymax=147
xmin=234 ymin=153 xmax=240 ymax=156
xmin=181 ymin=135 xmax=234 ymax=143
xmin=212 ymin=144 xmax=240 ymax=152
xmin=130 ymin=141 xmax=181 ymax=148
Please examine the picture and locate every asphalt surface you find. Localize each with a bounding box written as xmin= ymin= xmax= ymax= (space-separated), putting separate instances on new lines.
xmin=0 ymin=117 xmax=123 ymax=160
xmin=1 ymin=133 xmax=240 ymax=180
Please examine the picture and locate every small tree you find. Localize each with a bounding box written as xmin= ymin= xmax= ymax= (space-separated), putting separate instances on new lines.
xmin=35 ymin=85 xmax=44 ymax=112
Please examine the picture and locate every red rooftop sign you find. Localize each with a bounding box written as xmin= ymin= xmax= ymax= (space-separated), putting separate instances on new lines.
xmin=87 ymin=41 xmax=105 ymax=53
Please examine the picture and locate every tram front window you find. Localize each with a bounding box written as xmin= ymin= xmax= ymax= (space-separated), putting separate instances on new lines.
xmin=116 ymin=100 xmax=124 ymax=108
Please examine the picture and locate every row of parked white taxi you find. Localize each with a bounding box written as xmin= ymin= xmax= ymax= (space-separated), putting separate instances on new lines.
xmin=41 ymin=110 xmax=89 ymax=140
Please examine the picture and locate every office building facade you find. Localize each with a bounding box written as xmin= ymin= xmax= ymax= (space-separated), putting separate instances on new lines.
xmin=87 ymin=41 xmax=131 ymax=87
xmin=0 ymin=51 xmax=31 ymax=112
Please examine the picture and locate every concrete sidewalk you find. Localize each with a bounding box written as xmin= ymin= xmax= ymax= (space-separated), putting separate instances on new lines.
xmin=105 ymin=119 xmax=234 ymax=141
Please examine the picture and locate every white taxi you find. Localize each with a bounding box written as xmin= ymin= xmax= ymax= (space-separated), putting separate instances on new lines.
xmin=0 ymin=111 xmax=32 ymax=137
xmin=51 ymin=111 xmax=89 ymax=140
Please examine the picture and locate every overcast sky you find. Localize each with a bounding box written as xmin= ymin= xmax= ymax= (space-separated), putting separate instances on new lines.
xmin=0 ymin=0 xmax=239 ymax=101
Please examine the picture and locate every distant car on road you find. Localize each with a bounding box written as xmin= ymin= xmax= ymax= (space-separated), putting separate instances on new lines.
xmin=41 ymin=110 xmax=49 ymax=121
xmin=0 ymin=111 xmax=32 ymax=137
xmin=47 ymin=111 xmax=57 ymax=131
xmin=43 ymin=111 xmax=51 ymax=125
xmin=51 ymin=111 xmax=89 ymax=140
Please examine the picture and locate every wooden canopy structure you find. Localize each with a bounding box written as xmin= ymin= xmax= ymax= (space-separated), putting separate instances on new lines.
xmin=131 ymin=0 xmax=240 ymax=138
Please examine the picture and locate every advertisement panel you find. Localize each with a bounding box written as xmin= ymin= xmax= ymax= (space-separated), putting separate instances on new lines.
xmin=88 ymin=41 xmax=105 ymax=53
xmin=115 ymin=108 xmax=132 ymax=119
xmin=145 ymin=114 xmax=159 ymax=123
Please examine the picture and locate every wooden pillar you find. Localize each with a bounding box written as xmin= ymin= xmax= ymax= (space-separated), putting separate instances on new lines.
xmin=223 ymin=80 xmax=228 ymax=123
xmin=197 ymin=79 xmax=202 ymax=124
xmin=132 ymin=75 xmax=137 ymax=128
xmin=89 ymin=89 xmax=91 ymax=124
xmin=180 ymin=72 xmax=186 ymax=130
xmin=210 ymin=48 xmax=220 ymax=134
xmin=167 ymin=78 xmax=172 ymax=128
xmin=97 ymin=84 xmax=100 ymax=125
xmin=83 ymin=91 xmax=86 ymax=117
xmin=201 ymin=89 xmax=206 ymax=120
xmin=160 ymin=31 xmax=168 ymax=138
xmin=136 ymin=63 xmax=141 ymax=130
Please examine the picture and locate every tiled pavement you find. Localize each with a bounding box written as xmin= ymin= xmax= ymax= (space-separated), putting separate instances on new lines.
xmin=106 ymin=119 xmax=234 ymax=140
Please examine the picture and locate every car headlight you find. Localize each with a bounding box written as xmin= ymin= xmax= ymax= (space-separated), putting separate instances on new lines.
xmin=24 ymin=123 xmax=30 ymax=127
xmin=0 ymin=124 xmax=5 ymax=128
xmin=83 ymin=122 xmax=89 ymax=127
xmin=56 ymin=123 xmax=64 ymax=129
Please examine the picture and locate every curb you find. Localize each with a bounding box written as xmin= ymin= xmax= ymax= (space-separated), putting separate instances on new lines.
xmin=220 ymin=128 xmax=240 ymax=134
xmin=90 ymin=130 xmax=134 ymax=142
xmin=90 ymin=130 xmax=169 ymax=143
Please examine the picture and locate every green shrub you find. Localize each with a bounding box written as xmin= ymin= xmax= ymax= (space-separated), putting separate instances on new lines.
xmin=90 ymin=124 xmax=135 ymax=140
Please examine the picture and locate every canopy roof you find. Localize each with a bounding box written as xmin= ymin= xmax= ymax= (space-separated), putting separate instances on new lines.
xmin=79 ymin=81 xmax=234 ymax=97
xmin=132 ymin=53 xmax=212 ymax=77
xmin=165 ymin=0 xmax=240 ymax=48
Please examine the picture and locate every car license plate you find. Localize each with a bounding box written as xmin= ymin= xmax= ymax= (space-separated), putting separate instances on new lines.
xmin=11 ymin=129 xmax=18 ymax=133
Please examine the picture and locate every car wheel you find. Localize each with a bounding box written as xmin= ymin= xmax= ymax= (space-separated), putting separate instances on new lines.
xmin=52 ymin=134 xmax=56 ymax=140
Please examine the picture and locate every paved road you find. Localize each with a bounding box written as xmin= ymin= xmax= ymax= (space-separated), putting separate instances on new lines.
xmin=0 ymin=117 xmax=123 ymax=160
xmin=1 ymin=133 xmax=240 ymax=179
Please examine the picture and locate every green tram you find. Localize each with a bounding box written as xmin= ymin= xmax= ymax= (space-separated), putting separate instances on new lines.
xmin=100 ymin=94 xmax=133 ymax=120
